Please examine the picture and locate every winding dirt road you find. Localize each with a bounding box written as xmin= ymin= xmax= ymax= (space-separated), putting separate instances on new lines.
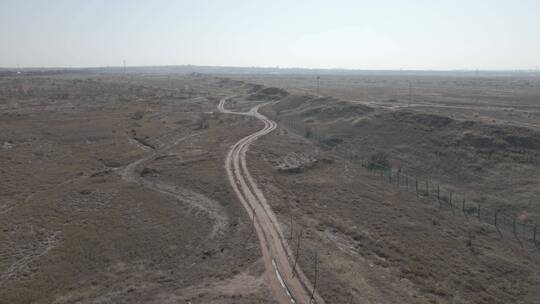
xmin=219 ymin=97 xmax=325 ymax=304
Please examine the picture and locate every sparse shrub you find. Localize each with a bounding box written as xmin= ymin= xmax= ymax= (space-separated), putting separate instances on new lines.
xmin=131 ymin=111 xmax=145 ymax=120
xmin=141 ymin=167 xmax=159 ymax=177
xmin=320 ymin=136 xmax=343 ymax=147
xmin=195 ymin=111 xmax=209 ymax=130
xmin=368 ymin=151 xmax=391 ymax=170
xmin=304 ymin=126 xmax=313 ymax=138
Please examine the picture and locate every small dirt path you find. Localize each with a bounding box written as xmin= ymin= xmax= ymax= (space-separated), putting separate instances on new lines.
xmin=120 ymin=131 xmax=228 ymax=239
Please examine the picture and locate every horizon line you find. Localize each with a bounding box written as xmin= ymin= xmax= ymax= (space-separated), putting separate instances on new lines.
xmin=1 ymin=64 xmax=540 ymax=73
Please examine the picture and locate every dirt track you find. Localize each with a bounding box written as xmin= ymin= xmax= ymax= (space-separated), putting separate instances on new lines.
xmin=219 ymin=97 xmax=325 ymax=304
xmin=120 ymin=131 xmax=229 ymax=239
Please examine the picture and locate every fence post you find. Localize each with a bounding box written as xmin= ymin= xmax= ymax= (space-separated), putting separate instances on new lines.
xmin=534 ymin=225 xmax=539 ymax=248
xmin=449 ymin=191 xmax=455 ymax=216
xmin=513 ymin=217 xmax=523 ymax=247
xmin=477 ymin=205 xmax=481 ymax=220
xmin=494 ymin=210 xmax=502 ymax=238
xmin=406 ymin=175 xmax=409 ymax=190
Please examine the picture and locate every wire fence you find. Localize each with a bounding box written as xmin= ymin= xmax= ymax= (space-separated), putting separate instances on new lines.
xmin=277 ymin=117 xmax=540 ymax=250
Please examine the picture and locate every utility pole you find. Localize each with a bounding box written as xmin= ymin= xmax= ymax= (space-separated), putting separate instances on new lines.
xmin=292 ymin=230 xmax=302 ymax=277
xmin=309 ymin=250 xmax=319 ymax=304
xmin=408 ymin=81 xmax=412 ymax=107
xmin=290 ymin=213 xmax=293 ymax=240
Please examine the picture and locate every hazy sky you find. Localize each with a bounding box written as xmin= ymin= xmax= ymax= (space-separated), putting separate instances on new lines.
xmin=1 ymin=0 xmax=539 ymax=70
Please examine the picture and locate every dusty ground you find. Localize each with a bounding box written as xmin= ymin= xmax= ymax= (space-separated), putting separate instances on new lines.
xmin=1 ymin=70 xmax=539 ymax=303
xmin=259 ymin=93 xmax=540 ymax=222
xmin=233 ymin=73 xmax=540 ymax=222
xmin=248 ymin=121 xmax=540 ymax=303
xmin=0 ymin=74 xmax=275 ymax=303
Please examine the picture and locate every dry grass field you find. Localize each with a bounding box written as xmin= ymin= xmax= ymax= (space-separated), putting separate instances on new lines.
xmin=0 ymin=73 xmax=274 ymax=303
xmin=231 ymin=73 xmax=540 ymax=218
xmin=1 ymin=70 xmax=539 ymax=303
